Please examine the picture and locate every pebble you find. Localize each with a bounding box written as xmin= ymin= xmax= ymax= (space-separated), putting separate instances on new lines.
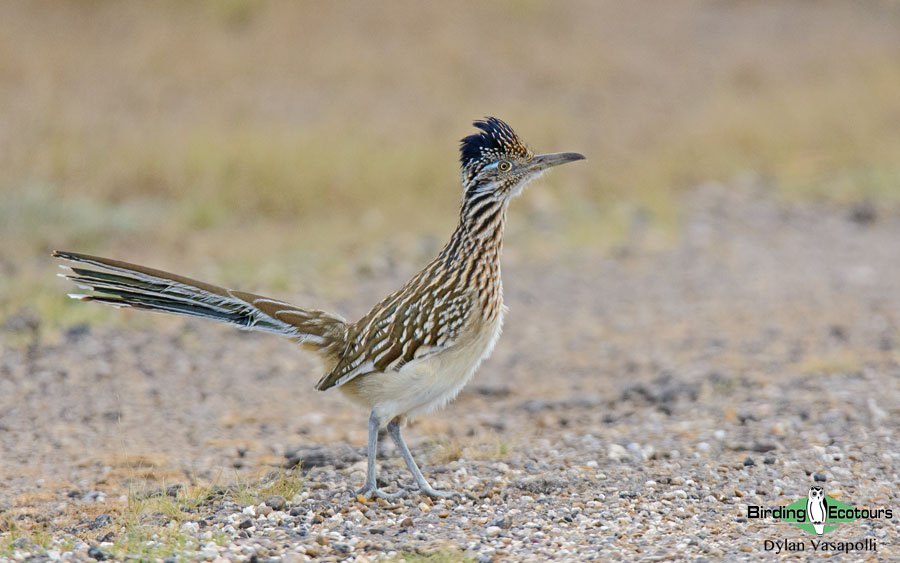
xmin=607 ymin=444 xmax=628 ymax=461
xmin=264 ymin=495 xmax=287 ymax=511
xmin=485 ymin=526 xmax=502 ymax=537
xmin=333 ymin=542 xmax=351 ymax=554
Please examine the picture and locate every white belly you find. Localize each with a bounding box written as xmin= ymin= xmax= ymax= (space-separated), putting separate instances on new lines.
xmin=342 ymin=312 xmax=504 ymax=423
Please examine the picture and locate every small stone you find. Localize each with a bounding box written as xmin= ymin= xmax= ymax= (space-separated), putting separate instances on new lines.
xmin=237 ymin=517 xmax=253 ymax=530
xmin=418 ymin=502 xmax=430 ymax=513
xmin=813 ymin=472 xmax=827 ymax=482
xmin=486 ymin=525 xmax=502 ymax=537
xmin=180 ymin=521 xmax=199 ymax=535
xmin=90 ymin=514 xmax=112 ymax=530
xmin=399 ymin=517 xmax=414 ymax=528
xmin=438 ymin=510 xmax=450 ymax=518
xmin=607 ymin=444 xmax=628 ymax=461
xmin=333 ymin=542 xmax=350 ymax=554
xmin=86 ymin=546 xmax=107 ymax=560
xmin=763 ymin=456 xmax=776 ymax=465
xmin=490 ymin=516 xmax=511 ymax=529
xmin=316 ymin=534 xmax=329 ymax=546
xmin=256 ymin=504 xmax=273 ymax=516
xmin=369 ymin=526 xmax=386 ymax=534
xmin=626 ymin=442 xmax=643 ymax=459
xmin=12 ymin=538 xmax=29 ymax=549
xmin=743 ymin=457 xmax=755 ymax=467
xmin=265 ymin=495 xmax=287 ymax=511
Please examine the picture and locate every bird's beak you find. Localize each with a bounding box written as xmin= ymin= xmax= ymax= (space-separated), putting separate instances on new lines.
xmin=527 ymin=152 xmax=586 ymax=173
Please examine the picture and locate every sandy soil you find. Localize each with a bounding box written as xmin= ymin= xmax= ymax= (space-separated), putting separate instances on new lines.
xmin=2 ymin=183 xmax=899 ymax=560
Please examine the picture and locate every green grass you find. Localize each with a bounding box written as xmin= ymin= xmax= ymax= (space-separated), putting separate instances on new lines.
xmin=103 ymin=470 xmax=302 ymax=561
xmin=257 ymin=467 xmax=305 ymax=502
xmin=0 ymin=469 xmax=305 ymax=561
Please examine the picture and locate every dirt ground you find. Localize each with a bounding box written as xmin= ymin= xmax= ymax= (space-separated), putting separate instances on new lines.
xmin=1 ymin=183 xmax=899 ymax=560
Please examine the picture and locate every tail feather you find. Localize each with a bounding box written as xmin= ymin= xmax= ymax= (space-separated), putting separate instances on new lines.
xmin=53 ymin=251 xmax=348 ymax=361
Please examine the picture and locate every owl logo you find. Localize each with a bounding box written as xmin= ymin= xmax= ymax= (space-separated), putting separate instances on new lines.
xmin=806 ymin=486 xmax=828 ymax=535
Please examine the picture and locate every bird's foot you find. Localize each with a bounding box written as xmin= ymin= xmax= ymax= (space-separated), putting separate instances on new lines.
xmin=399 ymin=482 xmax=461 ymax=499
xmin=355 ymin=483 xmax=406 ymax=501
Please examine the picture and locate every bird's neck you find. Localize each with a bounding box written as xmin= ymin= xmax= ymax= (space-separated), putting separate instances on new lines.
xmin=443 ymin=192 xmax=509 ymax=261
xmin=437 ymin=192 xmax=508 ymax=318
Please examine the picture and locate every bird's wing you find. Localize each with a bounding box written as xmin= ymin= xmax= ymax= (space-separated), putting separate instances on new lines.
xmin=315 ymin=287 xmax=472 ymax=391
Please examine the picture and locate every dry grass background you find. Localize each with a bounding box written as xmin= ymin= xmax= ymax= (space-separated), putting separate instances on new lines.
xmin=2 ymin=1 xmax=900 ymax=330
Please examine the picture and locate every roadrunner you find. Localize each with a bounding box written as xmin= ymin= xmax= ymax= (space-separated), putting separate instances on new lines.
xmin=54 ymin=117 xmax=584 ymax=499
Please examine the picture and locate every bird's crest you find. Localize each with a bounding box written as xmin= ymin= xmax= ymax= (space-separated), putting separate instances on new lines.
xmin=460 ymin=117 xmax=532 ymax=183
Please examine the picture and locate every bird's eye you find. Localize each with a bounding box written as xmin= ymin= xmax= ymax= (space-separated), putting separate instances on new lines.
xmin=497 ymin=160 xmax=512 ymax=171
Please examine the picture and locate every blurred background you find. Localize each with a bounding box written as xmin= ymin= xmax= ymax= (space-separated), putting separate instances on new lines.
xmin=1 ymin=0 xmax=900 ymax=330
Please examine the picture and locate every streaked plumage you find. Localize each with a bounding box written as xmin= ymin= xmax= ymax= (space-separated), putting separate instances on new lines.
xmin=54 ymin=117 xmax=584 ymax=498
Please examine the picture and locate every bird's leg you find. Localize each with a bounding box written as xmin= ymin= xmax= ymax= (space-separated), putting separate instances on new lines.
xmin=387 ymin=418 xmax=459 ymax=499
xmin=355 ymin=410 xmax=404 ymax=500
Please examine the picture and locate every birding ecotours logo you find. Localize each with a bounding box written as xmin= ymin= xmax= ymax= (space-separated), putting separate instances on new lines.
xmin=747 ymin=485 xmax=891 ymax=554
xmin=748 ymin=485 xmax=886 ymax=535
xmin=805 ymin=486 xmax=828 ymax=535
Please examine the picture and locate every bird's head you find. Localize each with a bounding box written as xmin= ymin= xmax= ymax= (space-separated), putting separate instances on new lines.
xmin=459 ymin=117 xmax=584 ymax=201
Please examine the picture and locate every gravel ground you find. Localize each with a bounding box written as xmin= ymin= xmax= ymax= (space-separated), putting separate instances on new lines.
xmin=2 ymin=181 xmax=899 ymax=561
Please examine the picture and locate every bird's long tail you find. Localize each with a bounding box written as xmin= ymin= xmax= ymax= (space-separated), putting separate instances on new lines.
xmin=53 ymin=251 xmax=348 ymax=363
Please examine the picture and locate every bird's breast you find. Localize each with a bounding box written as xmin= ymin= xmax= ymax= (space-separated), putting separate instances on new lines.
xmin=341 ymin=308 xmax=504 ymax=422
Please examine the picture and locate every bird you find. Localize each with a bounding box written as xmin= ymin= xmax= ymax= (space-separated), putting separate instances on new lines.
xmin=53 ymin=117 xmax=584 ymax=499
xmin=806 ymin=485 xmax=828 ymax=535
